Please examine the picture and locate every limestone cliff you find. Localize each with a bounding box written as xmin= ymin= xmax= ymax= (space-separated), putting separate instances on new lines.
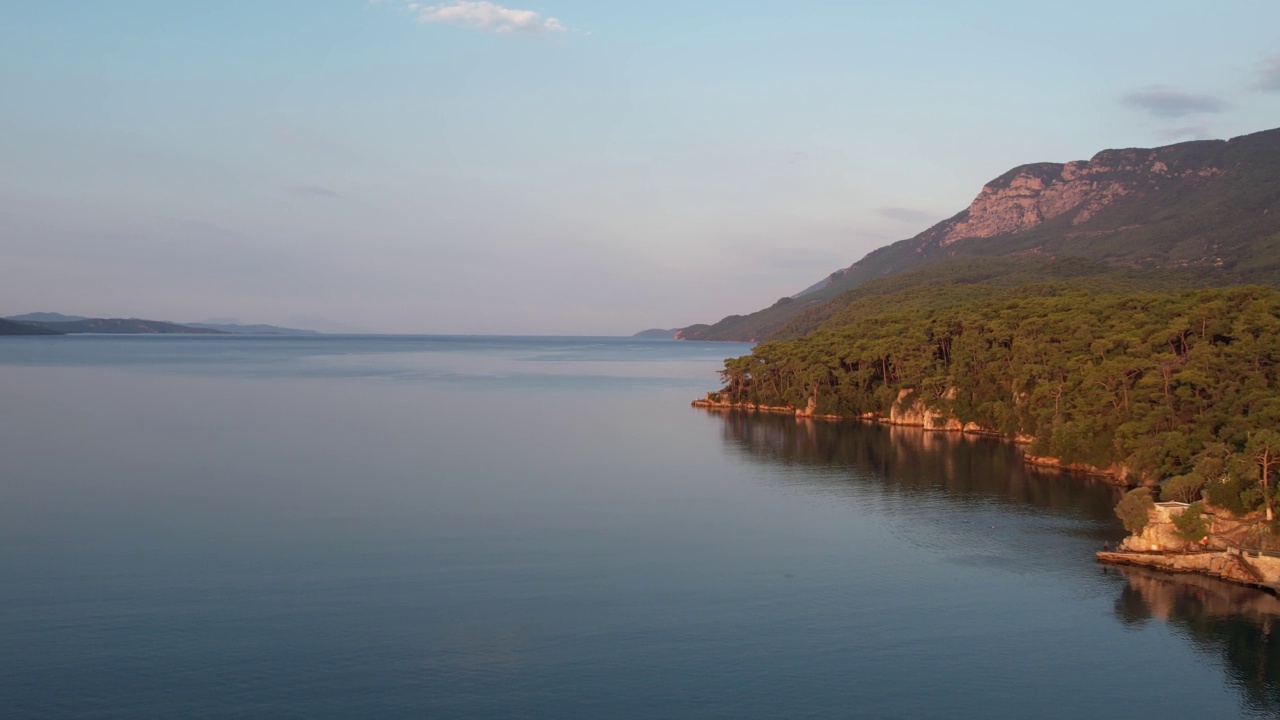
xmin=929 ymin=147 xmax=1221 ymax=248
xmin=886 ymin=388 xmax=964 ymax=431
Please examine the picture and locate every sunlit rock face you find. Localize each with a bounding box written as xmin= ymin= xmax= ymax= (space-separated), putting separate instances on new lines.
xmin=936 ymin=150 xmax=1222 ymax=247
xmin=678 ymin=128 xmax=1278 ymax=343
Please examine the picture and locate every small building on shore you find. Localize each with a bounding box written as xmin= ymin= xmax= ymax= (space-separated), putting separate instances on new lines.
xmin=1153 ymin=501 xmax=1191 ymax=523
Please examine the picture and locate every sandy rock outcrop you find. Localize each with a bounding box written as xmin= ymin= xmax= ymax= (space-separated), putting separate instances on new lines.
xmin=1120 ymin=508 xmax=1197 ymax=553
xmin=888 ymin=389 xmax=965 ymax=431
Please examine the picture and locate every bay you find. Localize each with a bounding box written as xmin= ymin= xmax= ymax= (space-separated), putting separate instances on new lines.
xmin=0 ymin=335 xmax=1276 ymax=719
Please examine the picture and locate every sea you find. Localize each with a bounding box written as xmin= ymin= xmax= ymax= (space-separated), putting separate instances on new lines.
xmin=1 ymin=334 xmax=1276 ymax=719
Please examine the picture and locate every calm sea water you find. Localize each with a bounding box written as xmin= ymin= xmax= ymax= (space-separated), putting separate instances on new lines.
xmin=1 ymin=335 xmax=1277 ymax=719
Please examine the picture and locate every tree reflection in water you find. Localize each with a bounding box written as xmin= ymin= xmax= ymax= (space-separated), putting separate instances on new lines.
xmin=707 ymin=409 xmax=1123 ymax=520
xmin=1113 ymin=566 xmax=1280 ymax=716
xmin=700 ymin=408 xmax=1280 ymax=717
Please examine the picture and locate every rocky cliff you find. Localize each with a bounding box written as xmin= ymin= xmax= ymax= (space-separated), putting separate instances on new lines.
xmin=910 ymin=144 xmax=1226 ymax=252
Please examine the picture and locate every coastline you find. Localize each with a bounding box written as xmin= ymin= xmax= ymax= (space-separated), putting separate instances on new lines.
xmin=691 ymin=392 xmax=1129 ymax=484
xmin=696 ymin=392 xmax=1280 ymax=594
xmin=1091 ymin=500 xmax=1280 ymax=593
xmin=1097 ymin=550 xmax=1280 ymax=595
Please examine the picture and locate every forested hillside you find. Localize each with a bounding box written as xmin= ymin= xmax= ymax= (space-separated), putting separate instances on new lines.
xmin=709 ymin=281 xmax=1280 ymax=510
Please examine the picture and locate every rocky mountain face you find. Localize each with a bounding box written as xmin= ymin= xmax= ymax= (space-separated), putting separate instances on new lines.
xmin=681 ymin=127 xmax=1280 ymax=341
xmin=938 ymin=151 xmax=1220 ymax=246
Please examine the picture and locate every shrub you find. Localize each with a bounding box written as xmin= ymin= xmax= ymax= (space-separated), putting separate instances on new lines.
xmin=1115 ymin=487 xmax=1156 ymax=535
xmin=1172 ymin=503 xmax=1209 ymax=542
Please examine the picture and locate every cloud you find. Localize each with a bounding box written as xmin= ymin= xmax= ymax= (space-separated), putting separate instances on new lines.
xmin=876 ymin=206 xmax=936 ymax=224
xmin=287 ymin=184 xmax=341 ymax=199
xmin=405 ymin=1 xmax=566 ymax=35
xmin=1122 ymin=87 xmax=1227 ymax=118
xmin=1255 ymin=54 xmax=1280 ymax=92
xmin=1155 ymin=125 xmax=1213 ymax=141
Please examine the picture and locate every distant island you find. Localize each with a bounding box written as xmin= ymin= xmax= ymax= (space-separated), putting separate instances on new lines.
xmin=3 ymin=313 xmax=322 ymax=336
xmin=688 ymin=126 xmax=1280 ymax=589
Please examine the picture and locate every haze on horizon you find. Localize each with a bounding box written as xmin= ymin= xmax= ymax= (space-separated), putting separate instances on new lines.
xmin=3 ymin=1 xmax=1279 ymax=335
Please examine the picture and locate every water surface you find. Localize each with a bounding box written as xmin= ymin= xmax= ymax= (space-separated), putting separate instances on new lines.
xmin=1 ymin=335 xmax=1276 ymax=718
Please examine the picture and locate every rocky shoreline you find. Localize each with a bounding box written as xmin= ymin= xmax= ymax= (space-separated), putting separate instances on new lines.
xmin=1094 ymin=499 xmax=1280 ymax=593
xmin=694 ymin=391 xmax=1280 ymax=593
xmin=1097 ymin=550 xmax=1280 ymax=594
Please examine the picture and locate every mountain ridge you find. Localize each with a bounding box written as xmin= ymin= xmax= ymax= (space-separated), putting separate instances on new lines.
xmin=6 ymin=312 xmax=90 ymax=324
xmin=5 ymin=314 xmax=324 ymax=335
xmin=185 ymin=322 xmax=320 ymax=335
xmin=679 ymin=126 xmax=1280 ymax=341
xmin=25 ymin=318 xmax=226 ymax=335
xmin=0 ymin=318 xmax=61 ymax=336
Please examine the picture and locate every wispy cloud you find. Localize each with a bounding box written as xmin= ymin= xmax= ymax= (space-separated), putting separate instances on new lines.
xmin=402 ymin=1 xmax=567 ymax=35
xmin=1122 ymin=87 xmax=1227 ymax=118
xmin=1255 ymin=53 xmax=1280 ymax=92
xmin=287 ymin=184 xmax=341 ymax=199
xmin=1156 ymin=125 xmax=1213 ymax=141
xmin=876 ymin=206 xmax=936 ymax=224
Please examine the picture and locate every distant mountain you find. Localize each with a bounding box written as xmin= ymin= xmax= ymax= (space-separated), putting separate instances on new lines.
xmin=29 ymin=318 xmax=226 ymax=334
xmin=632 ymin=328 xmax=679 ymax=339
xmin=284 ymin=316 xmax=380 ymax=335
xmin=6 ymin=313 xmax=321 ymax=335
xmin=679 ymin=126 xmax=1280 ymax=341
xmin=0 ymin=318 xmax=61 ymax=335
xmin=185 ymin=322 xmax=320 ymax=335
xmin=6 ymin=312 xmax=89 ymax=323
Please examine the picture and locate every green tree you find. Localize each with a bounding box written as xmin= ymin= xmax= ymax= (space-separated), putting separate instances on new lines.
xmin=1116 ymin=488 xmax=1156 ymax=535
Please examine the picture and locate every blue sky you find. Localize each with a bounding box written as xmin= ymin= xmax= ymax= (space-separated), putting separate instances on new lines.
xmin=3 ymin=1 xmax=1279 ymax=333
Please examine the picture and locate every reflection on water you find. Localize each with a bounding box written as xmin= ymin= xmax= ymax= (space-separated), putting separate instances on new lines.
xmin=712 ymin=408 xmax=1280 ymax=718
xmin=5 ymin=337 xmax=1279 ymax=718
xmin=1114 ymin=566 xmax=1280 ymax=716
xmin=709 ymin=409 xmax=1123 ymax=520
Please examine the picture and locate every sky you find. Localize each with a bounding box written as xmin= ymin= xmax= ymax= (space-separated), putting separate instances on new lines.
xmin=2 ymin=1 xmax=1279 ymax=334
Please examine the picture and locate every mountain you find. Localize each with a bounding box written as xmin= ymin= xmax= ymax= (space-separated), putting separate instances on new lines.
xmin=7 ymin=313 xmax=322 ymax=335
xmin=185 ymin=322 xmax=321 ymax=335
xmin=5 ymin=312 xmax=89 ymax=323
xmin=0 ymin=318 xmax=61 ymax=335
xmin=679 ymin=126 xmax=1280 ymax=341
xmin=29 ymin=318 xmax=226 ymax=334
xmin=283 ymin=316 xmax=381 ymax=335
xmin=632 ymin=328 xmax=680 ymax=339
